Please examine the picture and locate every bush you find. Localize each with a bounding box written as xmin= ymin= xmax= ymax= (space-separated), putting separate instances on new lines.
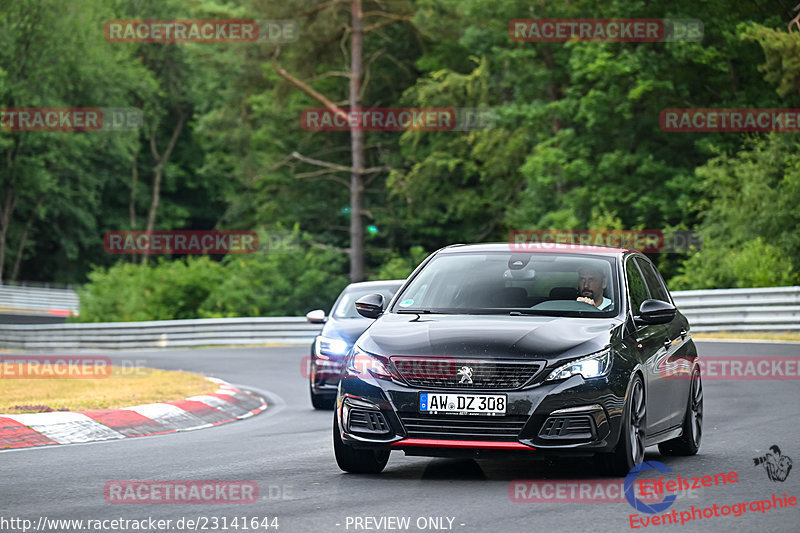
xmin=75 ymin=228 xmax=349 ymax=321
xmin=670 ymin=238 xmax=797 ymax=290
xmin=669 ymin=133 xmax=800 ymax=290
xmin=75 ymin=257 xmax=226 ymax=322
xmin=199 ymin=241 xmax=348 ymax=318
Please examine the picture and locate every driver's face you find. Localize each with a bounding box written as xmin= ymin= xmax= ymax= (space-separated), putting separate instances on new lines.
xmin=578 ymin=269 xmax=606 ymax=302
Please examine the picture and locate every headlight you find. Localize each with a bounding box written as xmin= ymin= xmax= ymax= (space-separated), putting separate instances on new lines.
xmin=345 ymin=344 xmax=392 ymax=379
xmin=546 ymin=348 xmax=612 ymax=381
xmin=315 ymin=336 xmax=349 ymax=358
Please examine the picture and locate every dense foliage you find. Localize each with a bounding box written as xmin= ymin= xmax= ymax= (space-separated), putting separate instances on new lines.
xmin=3 ymin=0 xmax=798 ymax=320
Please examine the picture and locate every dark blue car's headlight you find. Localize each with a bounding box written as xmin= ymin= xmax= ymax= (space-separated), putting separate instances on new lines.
xmin=345 ymin=344 xmax=393 ymax=379
xmin=545 ymin=348 xmax=612 ymax=381
xmin=315 ymin=336 xmax=349 ymax=358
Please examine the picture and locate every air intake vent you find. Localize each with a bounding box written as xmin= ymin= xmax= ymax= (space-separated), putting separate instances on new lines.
xmin=538 ymin=416 xmax=595 ymax=440
xmin=398 ymin=413 xmax=529 ymax=442
xmin=348 ymin=409 xmax=391 ymax=435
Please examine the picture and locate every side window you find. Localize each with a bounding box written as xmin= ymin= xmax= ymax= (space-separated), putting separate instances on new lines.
xmin=626 ymin=258 xmax=650 ymax=315
xmin=635 ymin=258 xmax=670 ymax=303
xmin=652 ymin=263 xmax=673 ymax=302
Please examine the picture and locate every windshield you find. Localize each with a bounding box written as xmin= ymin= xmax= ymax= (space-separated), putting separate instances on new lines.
xmin=392 ymin=252 xmax=618 ymax=317
xmin=332 ymin=285 xmax=400 ymax=318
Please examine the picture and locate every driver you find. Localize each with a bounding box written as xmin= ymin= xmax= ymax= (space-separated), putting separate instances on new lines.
xmin=576 ymin=266 xmax=613 ymax=310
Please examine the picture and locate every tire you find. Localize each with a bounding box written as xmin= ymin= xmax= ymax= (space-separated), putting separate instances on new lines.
xmin=310 ymin=382 xmax=335 ymax=410
xmin=659 ymin=367 xmax=702 ymax=456
xmin=596 ymin=374 xmax=646 ymax=476
xmin=333 ymin=413 xmax=390 ymax=474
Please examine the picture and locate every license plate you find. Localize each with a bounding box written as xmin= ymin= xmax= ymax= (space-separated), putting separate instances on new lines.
xmin=419 ymin=392 xmax=506 ymax=415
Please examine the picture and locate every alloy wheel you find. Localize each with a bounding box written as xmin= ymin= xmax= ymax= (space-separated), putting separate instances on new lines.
xmin=689 ymin=371 xmax=703 ymax=447
xmin=629 ymin=380 xmax=646 ymax=464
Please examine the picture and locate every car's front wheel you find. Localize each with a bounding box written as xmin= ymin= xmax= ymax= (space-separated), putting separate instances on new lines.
xmin=596 ymin=374 xmax=646 ymax=476
xmin=310 ymin=381 xmax=335 ymax=410
xmin=333 ymin=414 xmax=390 ymax=474
xmin=658 ymin=367 xmax=702 ymax=456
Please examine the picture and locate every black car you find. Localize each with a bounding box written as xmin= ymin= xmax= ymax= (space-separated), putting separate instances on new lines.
xmin=334 ymin=243 xmax=702 ymax=475
xmin=306 ymin=280 xmax=404 ymax=409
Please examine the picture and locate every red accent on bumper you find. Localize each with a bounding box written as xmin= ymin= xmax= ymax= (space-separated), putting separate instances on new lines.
xmin=391 ymin=438 xmax=535 ymax=451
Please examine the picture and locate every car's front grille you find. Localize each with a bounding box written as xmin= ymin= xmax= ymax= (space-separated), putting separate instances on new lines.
xmin=391 ymin=357 xmax=545 ymax=390
xmin=538 ymin=415 xmax=595 ymax=440
xmin=398 ymin=413 xmax=529 ymax=442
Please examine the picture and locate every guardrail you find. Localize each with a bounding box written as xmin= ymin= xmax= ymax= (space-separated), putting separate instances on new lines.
xmin=671 ymin=286 xmax=800 ymax=332
xmin=0 ymin=286 xmax=797 ymax=349
xmin=0 ymin=283 xmax=79 ymax=317
xmin=0 ymin=317 xmax=321 ymax=350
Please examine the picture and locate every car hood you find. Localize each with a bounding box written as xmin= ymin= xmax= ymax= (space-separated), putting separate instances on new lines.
xmin=358 ymin=313 xmax=623 ymax=361
xmin=321 ymin=317 xmax=374 ymax=346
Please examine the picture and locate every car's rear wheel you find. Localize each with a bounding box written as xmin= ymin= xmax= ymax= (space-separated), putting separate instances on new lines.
xmin=333 ymin=414 xmax=390 ymax=474
xmin=596 ymin=374 xmax=646 ymax=476
xmin=658 ymin=367 xmax=702 ymax=456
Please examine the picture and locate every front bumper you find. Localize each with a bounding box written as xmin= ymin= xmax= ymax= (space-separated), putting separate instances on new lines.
xmin=311 ymin=357 xmax=345 ymax=396
xmin=336 ymin=372 xmax=626 ymax=456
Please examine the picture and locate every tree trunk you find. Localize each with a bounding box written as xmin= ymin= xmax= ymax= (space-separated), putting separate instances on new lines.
xmin=129 ymin=148 xmax=140 ymax=264
xmin=143 ymin=112 xmax=185 ymax=264
xmin=10 ymin=198 xmax=42 ymax=281
xmin=145 ymin=165 xmax=162 ymax=236
xmin=543 ymin=47 xmax=563 ymax=197
xmin=0 ymin=184 xmax=17 ymax=283
xmin=349 ymin=0 xmax=365 ymax=282
xmin=129 ymin=148 xmax=139 ymax=228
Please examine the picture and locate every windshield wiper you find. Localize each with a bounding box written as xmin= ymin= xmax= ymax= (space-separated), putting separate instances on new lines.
xmin=396 ymin=309 xmax=442 ymax=314
xmin=509 ymin=310 xmax=603 ymax=318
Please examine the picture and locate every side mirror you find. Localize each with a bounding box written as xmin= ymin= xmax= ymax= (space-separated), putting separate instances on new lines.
xmin=355 ymin=293 xmax=385 ymax=319
xmin=305 ymin=309 xmax=326 ymax=324
xmin=634 ymin=299 xmax=676 ymax=326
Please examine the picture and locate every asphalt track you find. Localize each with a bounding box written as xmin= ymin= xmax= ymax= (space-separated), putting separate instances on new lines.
xmin=2 ymin=340 xmax=799 ymax=533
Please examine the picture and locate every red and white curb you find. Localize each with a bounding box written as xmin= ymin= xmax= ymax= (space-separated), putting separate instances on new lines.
xmin=0 ymin=377 xmax=266 ymax=450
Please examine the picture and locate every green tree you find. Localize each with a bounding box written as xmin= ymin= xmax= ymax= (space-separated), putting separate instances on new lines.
xmin=0 ymin=0 xmax=149 ymax=282
xmin=386 ymin=0 xmax=784 ymax=284
xmin=671 ymin=134 xmax=800 ymax=289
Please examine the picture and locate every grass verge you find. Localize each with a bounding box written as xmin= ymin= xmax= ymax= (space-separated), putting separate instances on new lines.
xmin=0 ymin=367 xmax=218 ymax=414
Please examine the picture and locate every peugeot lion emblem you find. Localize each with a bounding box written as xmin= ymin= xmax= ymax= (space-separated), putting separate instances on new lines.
xmin=457 ymin=365 xmax=474 ymax=384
